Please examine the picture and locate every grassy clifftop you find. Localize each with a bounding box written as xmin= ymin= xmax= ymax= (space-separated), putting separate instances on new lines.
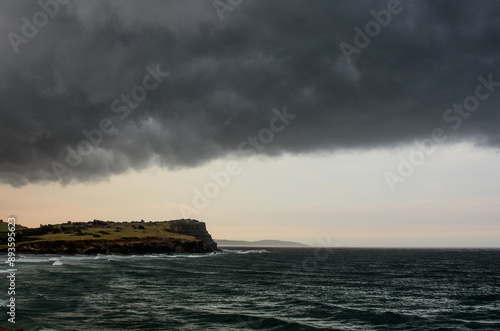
xmin=1 ymin=220 xmax=195 ymax=246
xmin=0 ymin=221 xmax=27 ymax=232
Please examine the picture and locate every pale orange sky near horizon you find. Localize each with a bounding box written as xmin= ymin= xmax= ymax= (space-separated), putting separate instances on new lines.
xmin=2 ymin=142 xmax=500 ymax=247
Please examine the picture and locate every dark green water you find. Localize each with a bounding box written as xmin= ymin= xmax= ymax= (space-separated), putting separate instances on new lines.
xmin=1 ymin=248 xmax=499 ymax=330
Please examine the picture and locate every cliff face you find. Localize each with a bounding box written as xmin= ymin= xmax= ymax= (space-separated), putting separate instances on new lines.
xmin=167 ymin=219 xmax=220 ymax=251
xmin=14 ymin=237 xmax=211 ymax=255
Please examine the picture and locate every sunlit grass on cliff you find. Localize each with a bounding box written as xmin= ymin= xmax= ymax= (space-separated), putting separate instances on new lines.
xmin=0 ymin=221 xmax=28 ymax=232
xmin=0 ymin=221 xmax=196 ymax=249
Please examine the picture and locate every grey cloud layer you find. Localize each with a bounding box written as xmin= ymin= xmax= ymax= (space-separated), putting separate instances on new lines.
xmin=1 ymin=0 xmax=500 ymax=186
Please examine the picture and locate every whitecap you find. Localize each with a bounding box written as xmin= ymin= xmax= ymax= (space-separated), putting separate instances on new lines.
xmin=14 ymin=258 xmax=52 ymax=263
xmin=223 ymin=249 xmax=270 ymax=254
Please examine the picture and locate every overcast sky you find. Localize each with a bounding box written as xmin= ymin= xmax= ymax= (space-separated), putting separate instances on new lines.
xmin=1 ymin=0 xmax=499 ymax=246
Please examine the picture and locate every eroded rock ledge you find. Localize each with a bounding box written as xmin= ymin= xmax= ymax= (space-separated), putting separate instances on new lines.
xmin=14 ymin=237 xmax=212 ymax=255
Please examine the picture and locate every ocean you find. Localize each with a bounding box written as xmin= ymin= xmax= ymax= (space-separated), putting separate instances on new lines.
xmin=1 ymin=248 xmax=499 ymax=330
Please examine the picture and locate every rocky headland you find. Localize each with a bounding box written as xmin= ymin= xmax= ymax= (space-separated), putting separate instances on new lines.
xmin=0 ymin=219 xmax=219 ymax=255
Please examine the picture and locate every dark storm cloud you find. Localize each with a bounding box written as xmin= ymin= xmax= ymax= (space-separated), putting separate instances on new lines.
xmin=1 ymin=0 xmax=500 ymax=186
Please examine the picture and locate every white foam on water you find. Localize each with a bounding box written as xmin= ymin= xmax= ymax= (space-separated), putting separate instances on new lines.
xmin=105 ymin=254 xmax=184 ymax=261
xmin=224 ymin=249 xmax=270 ymax=254
xmin=59 ymin=255 xmax=98 ymax=261
xmin=14 ymin=257 xmax=52 ymax=263
xmin=8 ymin=254 xmax=105 ymax=265
xmin=2 ymin=252 xmax=216 ymax=266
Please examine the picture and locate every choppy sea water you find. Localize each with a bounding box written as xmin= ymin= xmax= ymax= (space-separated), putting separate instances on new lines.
xmin=1 ymin=248 xmax=499 ymax=330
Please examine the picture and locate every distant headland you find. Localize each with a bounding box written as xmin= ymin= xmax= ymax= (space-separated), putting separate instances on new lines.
xmin=0 ymin=219 xmax=219 ymax=255
xmin=216 ymin=239 xmax=308 ymax=247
